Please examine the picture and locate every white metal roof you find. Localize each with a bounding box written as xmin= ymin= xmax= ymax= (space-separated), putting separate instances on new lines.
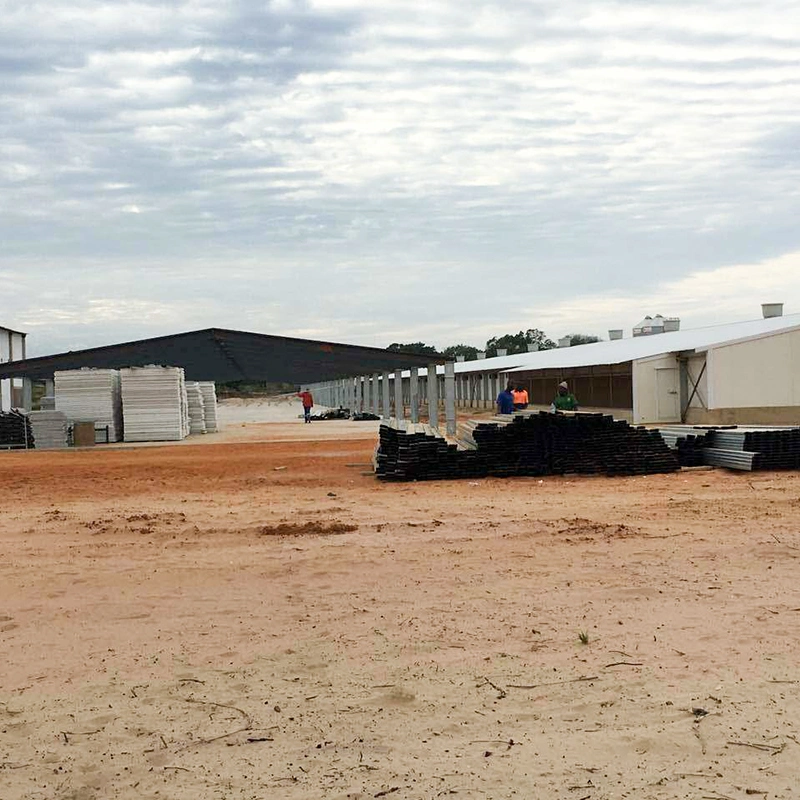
xmin=439 ymin=313 xmax=800 ymax=376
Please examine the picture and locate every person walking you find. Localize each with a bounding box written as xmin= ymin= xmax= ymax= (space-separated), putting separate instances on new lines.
xmin=497 ymin=384 xmax=516 ymax=415
xmin=512 ymin=385 xmax=529 ymax=411
xmin=550 ymin=381 xmax=578 ymax=412
xmin=298 ymin=389 xmax=314 ymax=423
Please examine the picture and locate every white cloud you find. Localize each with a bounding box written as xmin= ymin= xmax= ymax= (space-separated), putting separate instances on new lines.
xmin=1 ymin=0 xmax=800 ymax=355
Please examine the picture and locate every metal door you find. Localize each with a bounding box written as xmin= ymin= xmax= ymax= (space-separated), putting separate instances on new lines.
xmin=656 ymin=367 xmax=680 ymax=422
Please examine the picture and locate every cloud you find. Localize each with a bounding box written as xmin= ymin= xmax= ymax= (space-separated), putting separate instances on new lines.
xmin=2 ymin=0 xmax=800 ymax=356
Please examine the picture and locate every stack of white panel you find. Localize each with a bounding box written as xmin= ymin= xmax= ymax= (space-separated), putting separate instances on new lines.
xmin=29 ymin=410 xmax=69 ymax=449
xmin=120 ymin=366 xmax=189 ymax=442
xmin=54 ymin=369 xmax=123 ymax=442
xmin=186 ymin=382 xmax=206 ymax=435
xmin=199 ymin=382 xmax=219 ymax=432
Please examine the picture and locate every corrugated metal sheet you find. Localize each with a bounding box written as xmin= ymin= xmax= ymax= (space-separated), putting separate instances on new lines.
xmin=0 ymin=328 xmax=444 ymax=383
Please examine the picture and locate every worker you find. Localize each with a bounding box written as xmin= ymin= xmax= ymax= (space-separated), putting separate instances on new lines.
xmin=512 ymin=385 xmax=529 ymax=411
xmin=551 ymin=380 xmax=578 ymax=412
xmin=298 ymin=388 xmax=314 ymax=423
xmin=496 ymin=383 xmax=516 ymax=415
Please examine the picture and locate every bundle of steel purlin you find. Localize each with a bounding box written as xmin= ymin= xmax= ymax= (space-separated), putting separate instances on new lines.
xmin=658 ymin=425 xmax=800 ymax=471
xmin=657 ymin=426 xmax=715 ymax=467
xmin=0 ymin=411 xmax=34 ymax=449
xmin=376 ymin=412 xmax=679 ymax=481
xmin=706 ymin=428 xmax=800 ymax=470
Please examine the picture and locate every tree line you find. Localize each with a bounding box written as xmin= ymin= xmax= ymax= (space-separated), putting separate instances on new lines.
xmin=387 ymin=329 xmax=600 ymax=359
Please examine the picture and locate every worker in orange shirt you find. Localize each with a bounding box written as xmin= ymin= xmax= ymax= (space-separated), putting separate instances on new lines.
xmin=298 ymin=389 xmax=314 ymax=423
xmin=512 ymin=385 xmax=529 ymax=411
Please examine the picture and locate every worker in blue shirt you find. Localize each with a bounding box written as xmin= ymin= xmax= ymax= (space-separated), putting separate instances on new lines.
xmin=496 ymin=384 xmax=516 ymax=414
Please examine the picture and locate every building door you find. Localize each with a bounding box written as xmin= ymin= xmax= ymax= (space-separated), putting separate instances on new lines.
xmin=656 ymin=368 xmax=680 ymax=422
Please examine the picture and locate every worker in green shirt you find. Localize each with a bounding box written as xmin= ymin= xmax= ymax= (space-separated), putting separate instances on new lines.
xmin=551 ymin=381 xmax=579 ymax=412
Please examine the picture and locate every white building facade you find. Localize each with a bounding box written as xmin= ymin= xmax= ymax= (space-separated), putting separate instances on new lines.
xmin=0 ymin=326 xmax=27 ymax=411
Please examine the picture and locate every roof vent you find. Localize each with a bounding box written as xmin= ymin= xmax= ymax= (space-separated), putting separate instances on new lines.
xmin=558 ymin=336 xmax=572 ymax=348
xmin=476 ymin=351 xmax=486 ymax=360
xmin=608 ymin=329 xmax=623 ymax=341
xmin=663 ymin=318 xmax=680 ymax=332
xmin=762 ymin=302 xmax=783 ymax=319
xmin=496 ymin=348 xmax=507 ymax=357
xmin=456 ymin=355 xmax=465 ymax=362
xmin=527 ymin=342 xmax=539 ymax=352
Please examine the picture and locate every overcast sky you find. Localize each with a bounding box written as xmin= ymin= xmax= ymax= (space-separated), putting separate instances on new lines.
xmin=3 ymin=0 xmax=800 ymax=356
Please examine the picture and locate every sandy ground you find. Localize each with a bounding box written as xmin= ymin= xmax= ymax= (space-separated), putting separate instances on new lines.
xmin=2 ymin=419 xmax=800 ymax=800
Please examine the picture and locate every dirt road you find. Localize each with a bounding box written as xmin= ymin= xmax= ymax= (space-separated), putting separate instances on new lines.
xmin=1 ymin=429 xmax=799 ymax=799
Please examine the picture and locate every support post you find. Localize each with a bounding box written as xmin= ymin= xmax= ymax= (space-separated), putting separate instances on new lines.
xmin=382 ymin=371 xmax=391 ymax=420
xmin=410 ymin=368 xmax=419 ymax=423
xmin=393 ymin=369 xmax=404 ymax=421
xmin=444 ymin=362 xmax=456 ymax=436
xmin=427 ymin=364 xmax=439 ymax=429
xmin=22 ymin=377 xmax=33 ymax=412
xmin=372 ymin=373 xmax=380 ymax=416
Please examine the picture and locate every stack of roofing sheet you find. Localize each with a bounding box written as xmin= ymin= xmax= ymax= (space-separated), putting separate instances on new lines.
xmin=120 ymin=366 xmax=189 ymax=442
xmin=199 ymin=382 xmax=219 ymax=432
xmin=0 ymin=410 xmax=33 ymax=449
xmin=54 ymin=369 xmax=123 ymax=443
xmin=29 ymin=410 xmax=68 ymax=449
xmin=186 ymin=382 xmax=206 ymax=435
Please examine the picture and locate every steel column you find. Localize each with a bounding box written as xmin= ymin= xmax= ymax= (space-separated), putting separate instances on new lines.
xmin=444 ymin=362 xmax=456 ymax=436
xmin=393 ymin=370 xmax=404 ymax=420
xmin=427 ymin=364 xmax=439 ymax=429
xmin=382 ymin=371 xmax=391 ymax=420
xmin=410 ymin=368 xmax=420 ymax=423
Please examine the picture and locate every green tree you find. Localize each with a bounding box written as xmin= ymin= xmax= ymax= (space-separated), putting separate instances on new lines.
xmin=565 ymin=333 xmax=601 ymax=346
xmin=485 ymin=329 xmax=555 ymax=357
xmin=442 ymin=343 xmax=480 ymax=360
xmin=386 ymin=342 xmax=439 ymax=355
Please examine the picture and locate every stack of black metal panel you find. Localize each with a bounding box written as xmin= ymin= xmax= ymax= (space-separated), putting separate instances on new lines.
xmin=376 ymin=412 xmax=679 ymax=481
xmin=0 ymin=411 xmax=34 ymax=449
xmin=472 ymin=413 xmax=678 ymax=477
xmin=376 ymin=424 xmax=478 ymax=480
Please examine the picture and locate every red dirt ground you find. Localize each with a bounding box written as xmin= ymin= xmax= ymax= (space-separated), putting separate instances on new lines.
xmin=2 ymin=428 xmax=800 ymax=799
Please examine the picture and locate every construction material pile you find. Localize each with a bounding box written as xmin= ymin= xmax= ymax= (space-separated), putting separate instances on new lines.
xmin=28 ymin=410 xmax=68 ymax=449
xmin=376 ymin=412 xmax=679 ymax=481
xmin=377 ymin=424 xmax=474 ymax=481
xmin=54 ymin=369 xmax=123 ymax=442
xmin=120 ymin=366 xmax=189 ymax=442
xmin=0 ymin=411 xmax=33 ymax=449
xmin=353 ymin=412 xmax=381 ymax=422
xmin=657 ymin=426 xmax=715 ymax=467
xmin=660 ymin=426 xmax=800 ymax=471
xmin=186 ymin=382 xmax=206 ymax=435
xmin=310 ymin=408 xmax=351 ymax=421
xmin=199 ymin=382 xmax=219 ymax=432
